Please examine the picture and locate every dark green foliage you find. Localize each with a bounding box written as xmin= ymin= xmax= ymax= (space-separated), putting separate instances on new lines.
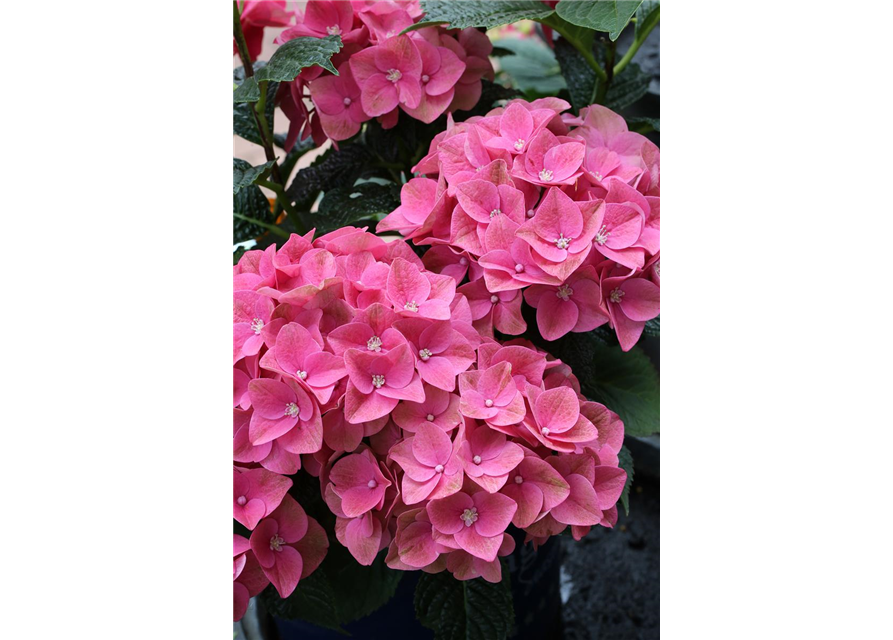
xmin=415 ymin=571 xmax=514 ymax=640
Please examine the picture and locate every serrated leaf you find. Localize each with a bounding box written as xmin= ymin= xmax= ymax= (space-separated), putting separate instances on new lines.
xmin=233 ymin=159 xmax=275 ymax=243
xmin=496 ymin=38 xmax=566 ymax=96
xmin=603 ymin=61 xmax=650 ymax=110
xmin=314 ymin=182 xmax=401 ymax=235
xmin=415 ymin=0 xmax=555 ymax=30
xmin=618 ymin=445 xmax=635 ymax=515
xmin=233 ymin=76 xmax=260 ymax=103
xmin=234 ymin=65 xmax=278 ymax=144
xmin=553 ymin=37 xmax=597 ymax=112
xmin=233 ymin=159 xmax=275 ymax=194
xmin=255 ymin=35 xmax=342 ymax=82
xmin=555 ymin=0 xmax=644 ymax=40
xmin=285 ymin=143 xmax=372 ymax=209
xmin=635 ymin=0 xmax=660 ymax=39
xmin=415 ymin=572 xmax=514 ymax=640
xmin=259 ymin=570 xmax=344 ymax=632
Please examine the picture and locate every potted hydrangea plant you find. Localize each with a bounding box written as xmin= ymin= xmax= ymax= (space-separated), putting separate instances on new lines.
xmin=233 ymin=2 xmax=659 ymax=638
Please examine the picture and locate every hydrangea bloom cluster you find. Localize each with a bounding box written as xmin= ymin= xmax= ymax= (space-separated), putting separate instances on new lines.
xmin=271 ymin=0 xmax=495 ymax=146
xmin=378 ymin=100 xmax=660 ymax=351
xmin=233 ymin=228 xmax=626 ymax=621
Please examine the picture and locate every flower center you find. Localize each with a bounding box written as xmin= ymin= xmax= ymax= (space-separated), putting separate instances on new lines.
xmin=426 ymin=413 xmax=435 ymax=421
xmin=386 ymin=68 xmax=402 ymax=83
xmin=326 ymin=25 xmax=342 ymax=36
xmin=270 ymin=534 xmax=285 ymax=552
xmin=490 ymin=295 xmax=499 ymax=304
xmin=404 ymin=300 xmax=419 ymax=312
xmin=251 ymin=318 xmax=264 ymax=334
xmin=555 ymin=234 xmax=571 ymax=250
xmin=284 ymin=402 xmax=300 ymax=418
xmin=296 ymin=370 xmax=307 ymax=380
xmin=236 ymin=495 xmax=247 ymax=506
xmin=434 ymin=464 xmax=444 ymax=473
xmin=460 ymin=507 xmax=479 ymax=527
xmin=343 ymin=97 xmax=352 ymax=106
xmin=419 ymin=348 xmax=432 ymax=361
xmin=472 ymin=455 xmax=482 ymax=465
xmin=654 ymin=261 xmax=661 ymax=279
xmin=372 ymin=374 xmax=386 ymax=389
xmin=609 ymin=288 xmax=625 ymax=304
xmin=592 ymin=170 xmax=604 ymax=181
xmin=459 ymin=257 xmax=468 ymax=265
xmin=541 ymin=427 xmax=550 ymax=436
xmin=422 ymin=74 xmax=430 ymax=83
xmin=556 ymin=284 xmax=574 ymax=301
xmin=515 ymin=263 xmax=525 ymax=273
xmin=367 ymin=479 xmax=378 ymax=489
xmin=367 ymin=336 xmax=382 ymax=351
xmin=526 ymin=209 xmax=535 ymax=218
xmin=514 ymin=138 xmax=525 ymax=151
xmin=594 ymin=225 xmax=610 ymax=246
xmin=539 ymin=168 xmax=553 ymax=181
xmin=490 ymin=208 xmax=501 ymax=218
xmin=484 ymin=399 xmax=494 ymax=407
xmin=514 ymin=475 xmax=524 ymax=484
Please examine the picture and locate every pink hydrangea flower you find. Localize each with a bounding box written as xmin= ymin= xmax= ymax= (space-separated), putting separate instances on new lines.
xmin=523 ymin=266 xmax=609 ymax=341
xmin=602 ymin=272 xmax=661 ymax=351
xmin=233 ymin=466 xmax=293 ymax=530
xmin=250 ymin=495 xmax=329 ymax=598
xmin=400 ymin=38 xmax=466 ymax=123
xmin=343 ymin=343 xmax=425 ymax=423
xmin=457 ymin=278 xmax=527 ymax=337
xmin=259 ymin=322 xmax=347 ymax=404
xmin=247 ymin=378 xmax=322 ymax=452
xmin=328 ymin=449 xmax=392 ymax=517
xmin=522 ymin=385 xmax=598 ymax=453
xmin=392 ymin=318 xmax=475 ymax=391
xmin=277 ymin=0 xmax=364 ymax=45
xmin=393 ymin=383 xmax=463 ymax=433
xmin=389 ymin=423 xmax=463 ymax=504
xmin=457 ymin=423 xmax=524 ymax=493
xmin=350 ymin=35 xmax=423 ymax=117
xmin=234 ymin=291 xmax=274 ymax=363
xmin=512 ymin=129 xmax=585 ymax=187
xmin=386 ymin=257 xmax=456 ymax=320
xmin=501 ymin=453 xmax=571 ymax=528
xmin=310 ymin=62 xmax=371 ymax=141
xmin=458 ymin=362 xmax=526 ymax=427
xmin=427 ymin=490 xmax=517 ymax=561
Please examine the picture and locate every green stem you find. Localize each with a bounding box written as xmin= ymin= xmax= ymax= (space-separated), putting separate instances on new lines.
xmin=594 ymin=39 xmax=617 ymax=104
xmin=614 ymin=7 xmax=660 ymax=76
xmin=233 ymin=2 xmax=253 ymax=75
xmin=256 ymin=180 xmax=308 ymax=233
xmin=540 ymin=15 xmax=608 ymax=83
xmin=233 ymin=213 xmax=289 ymax=238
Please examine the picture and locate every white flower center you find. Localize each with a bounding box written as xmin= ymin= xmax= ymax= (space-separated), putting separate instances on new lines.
xmin=343 ymin=97 xmax=352 ymax=106
xmin=490 ymin=208 xmax=501 ymax=218
xmin=490 ymin=295 xmax=499 ymax=304
xmin=296 ymin=370 xmax=308 ymax=380
xmin=472 ymin=455 xmax=482 ymax=465
xmin=459 ymin=257 xmax=468 ymax=265
xmin=526 ymin=209 xmax=535 ymax=218
xmin=514 ymin=475 xmax=524 ymax=484
xmin=515 ymin=263 xmax=525 ymax=273
xmin=514 ymin=138 xmax=526 ymax=151
xmin=609 ymin=288 xmax=625 ymax=304
xmin=556 ymin=284 xmax=574 ymax=301
xmin=367 ymin=479 xmax=377 ymax=489
xmin=592 ymin=170 xmax=604 ymax=181
xmin=326 ymin=25 xmax=342 ymax=36
xmin=541 ymin=427 xmax=550 ymax=436
xmin=419 ymin=348 xmax=432 ymax=361
xmin=270 ymin=533 xmax=285 ymax=552
xmin=284 ymin=403 xmax=300 ymax=418
xmin=422 ymin=74 xmax=430 ymax=83
xmin=251 ymin=318 xmax=264 ymax=334
xmin=386 ymin=68 xmax=402 ymax=83
xmin=372 ymin=374 xmax=386 ymax=389
xmin=367 ymin=336 xmax=382 ymax=351
xmin=426 ymin=413 xmax=435 ymax=421
xmin=594 ymin=225 xmax=610 ymax=246
xmin=484 ymin=399 xmax=494 ymax=407
xmin=404 ymin=300 xmax=419 ymax=312
xmin=237 ymin=495 xmax=247 ymax=506
xmin=434 ymin=464 xmax=444 ymax=473
xmin=539 ymin=169 xmax=553 ymax=181
xmin=460 ymin=507 xmax=479 ymax=527
xmin=555 ymin=234 xmax=571 ymax=250
xmin=654 ymin=261 xmax=661 ymax=278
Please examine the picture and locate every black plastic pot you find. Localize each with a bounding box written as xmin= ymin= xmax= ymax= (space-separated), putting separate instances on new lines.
xmin=262 ymin=532 xmax=563 ymax=640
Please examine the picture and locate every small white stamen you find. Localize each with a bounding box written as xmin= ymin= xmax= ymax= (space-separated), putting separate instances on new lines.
xmin=514 ymin=475 xmax=524 ymax=484
xmin=343 ymin=97 xmax=352 ymax=106
xmin=270 ymin=534 xmax=285 ymax=552
xmin=284 ymin=403 xmax=300 ymax=418
xmin=372 ymin=374 xmax=386 ymax=389
xmin=472 ymin=455 xmax=482 ymax=465
xmin=555 ymin=234 xmax=571 ymax=250
xmin=515 ymin=264 xmax=525 ymax=273
xmin=514 ymin=138 xmax=526 ymax=151
xmin=484 ymin=399 xmax=494 ymax=407
xmin=404 ymin=300 xmax=419 ymax=312
xmin=526 ymin=209 xmax=535 ymax=218
xmin=251 ymin=318 xmax=264 ymax=334
xmin=654 ymin=262 xmax=661 ymax=279
xmin=609 ymin=288 xmax=625 ymax=304
xmin=367 ymin=479 xmax=378 ymax=489
xmin=296 ymin=370 xmax=308 ymax=380
xmin=419 ymin=348 xmax=432 ymax=361
xmin=593 ymin=171 xmax=603 ymax=181
xmin=594 ymin=225 xmax=609 ymax=246
xmin=490 ymin=295 xmax=499 ymax=304
xmin=326 ymin=25 xmax=342 ymax=36
xmin=556 ymin=284 xmax=573 ymax=301
xmin=426 ymin=413 xmax=435 ymax=421
xmin=459 ymin=257 xmax=468 ymax=266
xmin=434 ymin=464 xmax=444 ymax=473
xmin=422 ymin=74 xmax=430 ymax=83
xmin=367 ymin=336 xmax=382 ymax=352
xmin=460 ymin=507 xmax=479 ymax=527
xmin=237 ymin=495 xmax=247 ymax=506
xmin=541 ymin=427 xmax=550 ymax=436
xmin=539 ymin=169 xmax=553 ymax=181
xmin=490 ymin=208 xmax=501 ymax=218
xmin=386 ymin=68 xmax=402 ymax=83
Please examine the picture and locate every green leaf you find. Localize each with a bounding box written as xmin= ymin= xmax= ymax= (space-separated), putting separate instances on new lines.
xmin=325 ymin=546 xmax=403 ymax=624
xmin=234 ymin=65 xmax=278 ymax=144
xmin=555 ymin=0 xmax=644 ymax=40
xmin=260 ymin=569 xmax=345 ymax=632
xmin=537 ymin=333 xmax=659 ymax=437
xmin=643 ymin=315 xmax=660 ymax=337
xmin=233 ymin=159 xmax=275 ymax=243
xmin=313 ymin=182 xmax=401 ymax=235
xmin=255 ymin=35 xmax=342 ymax=83
xmin=618 ymin=445 xmax=635 ymax=515
xmin=414 ymin=0 xmax=555 ymax=30
xmin=553 ymin=37 xmax=597 ymax=112
xmin=233 ymin=159 xmax=275 ymax=194
xmin=603 ymin=61 xmax=650 ymax=110
xmin=415 ymin=572 xmax=514 ymax=640
xmin=233 ymin=76 xmax=260 ymax=103
xmin=635 ymin=0 xmax=660 ymax=40
xmin=626 ymin=116 xmax=660 ymax=133
xmin=496 ymin=38 xmax=566 ymax=96
xmin=285 ymin=143 xmax=372 ymax=209
xmin=274 ymin=135 xmax=316 ymax=186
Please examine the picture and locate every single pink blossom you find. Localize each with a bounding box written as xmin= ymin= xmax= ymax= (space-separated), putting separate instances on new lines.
xmin=389 ymin=423 xmax=464 ymax=503
xmin=501 ymin=454 xmax=571 ymax=528
xmin=378 ymin=177 xmax=439 ymax=235
xmin=401 ymin=38 xmax=466 ymax=123
xmin=233 ymin=291 xmax=274 ymax=364
xmin=458 ymin=423 xmax=524 ymax=493
xmin=457 ymin=278 xmax=527 ymax=337
xmin=328 ymin=449 xmax=392 ymax=517
xmin=485 ymin=102 xmax=557 ymax=155
xmin=427 ymin=490 xmax=517 ymax=561
xmin=343 ymin=343 xmax=425 ymax=423
xmin=235 ymin=0 xmax=291 ymax=61
xmin=247 ymin=378 xmax=322 ymax=452
xmin=350 ymin=35 xmax=423 ymax=116
xmin=392 ymin=383 xmax=462 ymax=433
xmin=327 ymin=302 xmax=406 ymax=356
xmin=258 ymin=322 xmax=347 ymax=404
xmin=522 ymin=385 xmax=598 ymax=452
xmin=233 ymin=466 xmax=293 ymax=530
xmin=277 ymin=0 xmax=364 ymax=45
xmin=386 ymin=257 xmax=455 ymax=320
xmin=393 ymin=318 xmax=475 ymax=391
xmin=524 ymin=265 xmax=609 ymax=341
xmin=602 ymin=272 xmax=660 ymax=351
xmin=512 ymin=128 xmax=585 ymax=187
xmin=458 ymin=362 xmax=527 ymax=427
xmin=310 ymin=62 xmax=371 ymax=141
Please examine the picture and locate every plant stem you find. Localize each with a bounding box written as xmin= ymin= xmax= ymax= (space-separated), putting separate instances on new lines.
xmin=234 ymin=213 xmax=290 ymax=238
xmin=233 ymin=2 xmax=253 ymax=76
xmin=257 ymin=180 xmax=308 ymax=233
xmin=595 ymin=39 xmax=616 ymax=104
xmin=540 ymin=15 xmax=608 ymax=83
xmin=614 ymin=7 xmax=660 ymax=76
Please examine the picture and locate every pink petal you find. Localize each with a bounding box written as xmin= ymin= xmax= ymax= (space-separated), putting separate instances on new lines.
xmin=454 ymin=526 xmax=502 ymax=561
xmin=264 ymin=544 xmax=304 ymax=598
xmin=412 ymin=423 xmax=453 ymax=466
xmin=620 ymin=278 xmax=660 ymax=321
xmin=550 ymin=474 xmax=602 ymax=526
xmin=427 ymin=492 xmax=473 ymax=535
xmin=472 ymin=491 xmax=517 ymax=537
xmin=360 ymin=74 xmax=400 ymax=117
xmin=592 ymin=466 xmax=627 ymax=511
